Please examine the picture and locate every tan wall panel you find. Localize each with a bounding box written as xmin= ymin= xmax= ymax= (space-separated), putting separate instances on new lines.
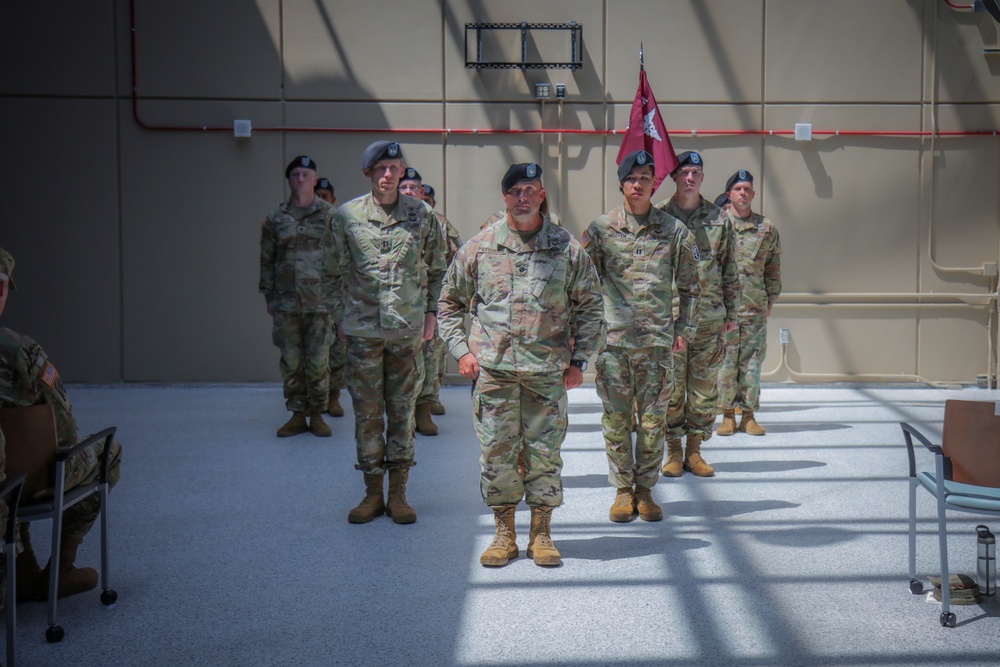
xmin=119 ymin=101 xmax=285 ymax=382
xmin=284 ymin=0 xmax=443 ymax=100
xmin=0 ymin=1 xmax=117 ymax=97
xmin=765 ymin=0 xmax=924 ymax=102
xmin=935 ymin=5 xmax=1000 ymax=104
xmin=0 ymin=99 xmax=121 ymax=381
xmin=918 ymin=308 xmax=990 ymax=382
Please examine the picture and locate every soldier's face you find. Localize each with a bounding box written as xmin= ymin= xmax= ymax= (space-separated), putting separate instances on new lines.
xmin=422 ymin=194 xmax=436 ymax=207
xmin=288 ymin=168 xmax=318 ymax=195
xmin=622 ymin=166 xmax=654 ymax=205
xmin=503 ymin=181 xmax=545 ymax=218
xmin=728 ymin=182 xmax=754 ymax=212
xmin=315 ymin=189 xmax=336 ymax=205
xmin=399 ymin=180 xmax=423 ymax=199
xmin=672 ymin=166 xmax=703 ymax=196
xmin=366 ymin=159 xmax=404 ymax=195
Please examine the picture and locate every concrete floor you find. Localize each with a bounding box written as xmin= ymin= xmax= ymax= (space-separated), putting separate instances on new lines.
xmin=6 ymin=383 xmax=1000 ymax=667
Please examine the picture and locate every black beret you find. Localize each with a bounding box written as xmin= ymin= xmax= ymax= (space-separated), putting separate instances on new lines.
xmin=714 ymin=193 xmax=731 ymax=208
xmin=361 ymin=141 xmax=402 ymax=170
xmin=422 ymin=184 xmax=435 ymax=198
xmin=617 ymin=149 xmax=655 ymax=182
xmin=725 ymin=169 xmax=754 ymax=192
xmin=400 ymin=167 xmax=422 ymax=183
xmin=501 ymin=162 xmax=543 ymax=193
xmin=669 ymin=150 xmax=703 ymax=177
xmin=315 ymin=178 xmax=334 ymax=193
xmin=285 ymin=155 xmax=317 ymax=178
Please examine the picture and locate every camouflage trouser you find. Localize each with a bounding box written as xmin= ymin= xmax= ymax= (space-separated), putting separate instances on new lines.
xmin=346 ymin=335 xmax=421 ymax=474
xmin=474 ymin=366 xmax=566 ymax=508
xmin=328 ymin=334 xmax=347 ymax=393
xmin=666 ymin=318 xmax=726 ymax=442
xmin=272 ymin=311 xmax=330 ymax=413
xmin=416 ymin=334 xmax=445 ymax=407
xmin=595 ymin=346 xmax=674 ymax=490
xmin=718 ymin=316 xmax=768 ymax=412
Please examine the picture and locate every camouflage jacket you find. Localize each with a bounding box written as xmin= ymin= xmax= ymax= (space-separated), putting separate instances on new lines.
xmin=438 ymin=216 xmax=603 ymax=372
xmin=583 ymin=205 xmax=702 ymax=347
xmin=437 ymin=213 xmax=463 ymax=265
xmin=258 ymin=197 xmax=338 ymax=313
xmin=729 ymin=211 xmax=782 ymax=318
xmin=0 ymin=327 xmax=78 ymax=447
xmin=656 ymin=195 xmax=737 ymax=324
xmin=333 ymin=192 xmax=446 ymax=339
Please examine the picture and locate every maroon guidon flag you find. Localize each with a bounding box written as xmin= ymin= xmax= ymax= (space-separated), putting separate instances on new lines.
xmin=616 ymin=68 xmax=677 ymax=192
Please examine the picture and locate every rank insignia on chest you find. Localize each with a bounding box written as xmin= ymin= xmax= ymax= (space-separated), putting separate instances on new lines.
xmin=382 ymin=239 xmax=391 ymax=251
xmin=634 ymin=246 xmax=643 ymax=256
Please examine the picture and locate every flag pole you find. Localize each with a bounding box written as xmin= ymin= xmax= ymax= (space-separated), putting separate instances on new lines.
xmin=640 ymin=42 xmax=644 ymax=72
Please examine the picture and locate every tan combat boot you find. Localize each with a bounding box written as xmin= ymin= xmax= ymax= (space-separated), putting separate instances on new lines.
xmin=327 ymin=390 xmax=345 ymax=417
xmin=683 ymin=434 xmax=715 ymax=477
xmin=609 ymin=487 xmax=636 ymax=523
xmin=16 ymin=523 xmax=46 ymax=602
xmin=277 ymin=412 xmax=308 ymax=437
xmin=739 ymin=410 xmax=766 ymax=436
xmin=716 ymin=409 xmax=737 ymax=436
xmin=661 ymin=439 xmax=684 ymax=477
xmin=415 ymin=404 xmax=439 ymax=436
xmin=430 ymin=400 xmax=446 ymax=416
xmin=309 ymin=413 xmax=332 ymax=437
xmin=41 ymin=536 xmax=98 ymax=599
xmin=634 ymin=485 xmax=663 ymax=521
xmin=526 ymin=506 xmax=561 ymax=567
xmin=386 ymin=468 xmax=417 ymax=524
xmin=348 ymin=473 xmax=385 ymax=523
xmin=480 ymin=505 xmax=518 ymax=567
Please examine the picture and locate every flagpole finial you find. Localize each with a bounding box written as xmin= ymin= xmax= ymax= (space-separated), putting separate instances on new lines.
xmin=640 ymin=42 xmax=644 ymax=71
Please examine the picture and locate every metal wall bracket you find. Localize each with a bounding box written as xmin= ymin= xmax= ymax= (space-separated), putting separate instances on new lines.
xmin=465 ymin=22 xmax=583 ymax=70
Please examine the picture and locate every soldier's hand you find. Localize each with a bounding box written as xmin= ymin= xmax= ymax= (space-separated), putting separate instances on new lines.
xmin=266 ymin=301 xmax=275 ymax=317
xmin=673 ymin=335 xmax=686 ymax=353
xmin=724 ymin=320 xmax=738 ymax=335
xmin=564 ymin=366 xmax=583 ymax=390
xmin=422 ymin=313 xmax=437 ymax=342
xmin=458 ymin=353 xmax=480 ymax=380
xmin=337 ymin=322 xmax=347 ymax=342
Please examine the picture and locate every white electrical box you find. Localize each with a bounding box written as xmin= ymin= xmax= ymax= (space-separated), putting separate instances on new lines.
xmin=234 ymin=119 xmax=252 ymax=138
xmin=795 ymin=123 xmax=812 ymax=141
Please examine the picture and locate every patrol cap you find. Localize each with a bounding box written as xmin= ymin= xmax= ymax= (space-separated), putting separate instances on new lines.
xmin=422 ymin=184 xmax=435 ymax=198
xmin=361 ymin=141 xmax=403 ymax=171
xmin=315 ymin=178 xmax=334 ymax=194
xmin=0 ymin=247 xmax=16 ymax=290
xmin=617 ymin=150 xmax=655 ymax=182
xmin=725 ymin=169 xmax=754 ymax=192
xmin=285 ymin=155 xmax=317 ymax=178
xmin=400 ymin=167 xmax=422 ymax=183
xmin=501 ymin=162 xmax=543 ymax=193
xmin=714 ymin=193 xmax=731 ymax=208
xmin=670 ymin=150 xmax=703 ymax=177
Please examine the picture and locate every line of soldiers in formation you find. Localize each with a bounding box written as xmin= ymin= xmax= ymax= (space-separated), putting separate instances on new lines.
xmin=259 ymin=141 xmax=781 ymax=568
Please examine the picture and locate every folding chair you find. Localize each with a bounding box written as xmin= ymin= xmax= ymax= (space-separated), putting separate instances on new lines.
xmin=2 ymin=473 xmax=27 ymax=667
xmin=901 ymin=399 xmax=1000 ymax=627
xmin=0 ymin=404 xmax=118 ymax=643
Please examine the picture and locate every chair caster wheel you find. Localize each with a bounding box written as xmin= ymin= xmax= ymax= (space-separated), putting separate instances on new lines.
xmin=940 ymin=612 xmax=956 ymax=628
xmin=909 ymin=579 xmax=923 ymax=594
xmin=101 ymin=589 xmax=119 ymax=605
xmin=46 ymin=624 xmax=65 ymax=643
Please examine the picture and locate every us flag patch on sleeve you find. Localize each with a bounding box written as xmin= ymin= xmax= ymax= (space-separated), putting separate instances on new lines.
xmin=41 ymin=362 xmax=58 ymax=387
xmin=580 ymin=229 xmax=591 ymax=247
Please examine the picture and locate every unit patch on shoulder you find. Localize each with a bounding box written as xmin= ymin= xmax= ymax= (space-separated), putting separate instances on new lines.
xmin=692 ymin=245 xmax=701 ymax=261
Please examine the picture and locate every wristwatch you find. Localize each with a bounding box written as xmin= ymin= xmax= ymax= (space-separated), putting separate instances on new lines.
xmin=570 ymin=359 xmax=587 ymax=372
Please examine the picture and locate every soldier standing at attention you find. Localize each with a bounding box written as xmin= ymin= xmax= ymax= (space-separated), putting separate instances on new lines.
xmin=334 ymin=142 xmax=446 ymax=525
xmin=655 ymin=151 xmax=738 ymax=478
xmin=314 ymin=178 xmax=347 ymax=419
xmin=582 ymin=150 xmax=701 ymax=523
xmin=259 ymin=156 xmax=338 ymax=438
xmin=716 ymin=170 xmax=782 ymax=436
xmin=0 ymin=248 xmax=123 ymax=601
xmin=438 ymin=162 xmax=603 ymax=567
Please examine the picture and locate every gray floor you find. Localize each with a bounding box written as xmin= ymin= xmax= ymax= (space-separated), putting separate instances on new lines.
xmin=7 ymin=383 xmax=1000 ymax=667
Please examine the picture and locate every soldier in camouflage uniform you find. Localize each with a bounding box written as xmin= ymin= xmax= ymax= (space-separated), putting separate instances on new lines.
xmin=333 ymin=142 xmax=446 ymax=525
xmin=655 ymin=151 xmax=738 ymax=478
xmin=0 ymin=248 xmax=123 ymax=602
xmin=398 ymin=170 xmax=463 ymax=436
xmin=315 ymin=178 xmax=347 ymax=419
xmin=259 ymin=156 xmax=339 ymax=438
xmin=438 ymin=162 xmax=603 ymax=568
xmin=582 ymin=150 xmax=701 ymax=523
xmin=716 ymin=170 xmax=782 ymax=436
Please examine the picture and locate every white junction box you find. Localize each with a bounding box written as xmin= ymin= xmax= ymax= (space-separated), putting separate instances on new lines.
xmin=795 ymin=123 xmax=812 ymax=141
xmin=234 ymin=119 xmax=252 ymax=138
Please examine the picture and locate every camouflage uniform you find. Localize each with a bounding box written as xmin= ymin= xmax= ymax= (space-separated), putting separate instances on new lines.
xmin=333 ymin=193 xmax=446 ymax=474
xmin=583 ymin=206 xmax=701 ymax=489
xmin=259 ymin=197 xmax=338 ymax=414
xmin=718 ymin=211 xmax=782 ymax=412
xmin=655 ymin=195 xmax=737 ymax=441
xmin=416 ymin=214 xmax=463 ymax=409
xmin=328 ymin=331 xmax=346 ymax=394
xmin=438 ymin=216 xmax=603 ymax=507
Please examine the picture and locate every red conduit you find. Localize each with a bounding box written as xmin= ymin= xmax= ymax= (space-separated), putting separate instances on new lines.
xmin=943 ymin=0 xmax=974 ymax=10
xmin=130 ymin=0 xmax=998 ymax=138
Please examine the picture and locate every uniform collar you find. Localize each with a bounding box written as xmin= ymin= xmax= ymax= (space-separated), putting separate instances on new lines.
xmin=495 ymin=214 xmax=555 ymax=252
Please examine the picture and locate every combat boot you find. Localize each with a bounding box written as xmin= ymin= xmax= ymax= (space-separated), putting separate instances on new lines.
xmin=430 ymin=400 xmax=446 ymax=416
xmin=739 ymin=410 xmax=766 ymax=436
xmin=40 ymin=536 xmax=98 ymax=599
xmin=348 ymin=473 xmax=385 ymax=523
xmin=609 ymin=487 xmax=636 ymax=523
xmin=327 ymin=390 xmax=345 ymax=417
xmin=480 ymin=505 xmax=518 ymax=567
xmin=716 ymin=409 xmax=737 ymax=436
xmin=661 ymin=439 xmax=684 ymax=477
xmin=526 ymin=506 xmax=561 ymax=567
xmin=386 ymin=468 xmax=417 ymax=524
xmin=309 ymin=413 xmax=332 ymax=437
xmin=415 ymin=404 xmax=439 ymax=436
xmin=683 ymin=434 xmax=715 ymax=477
xmin=634 ymin=485 xmax=663 ymax=522
xmin=16 ymin=523 xmax=46 ymax=602
xmin=277 ymin=412 xmax=308 ymax=437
